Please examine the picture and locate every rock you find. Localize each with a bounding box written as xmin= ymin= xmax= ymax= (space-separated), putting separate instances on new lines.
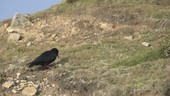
xmin=2 ymin=81 xmax=14 ymax=88
xmin=27 ymin=42 xmax=33 ymax=47
xmin=100 ymin=22 xmax=112 ymax=31
xmin=16 ymin=72 xmax=21 ymax=79
xmin=27 ymin=81 xmax=34 ymax=85
xmin=58 ymin=64 xmax=63 ymax=67
xmin=6 ymin=13 xmax=32 ymax=33
xmin=12 ymin=89 xmax=17 ymax=93
xmin=51 ymin=84 xmax=55 ymax=87
xmin=142 ymin=42 xmax=150 ymax=47
xmin=19 ymin=83 xmax=26 ymax=90
xmin=51 ymin=34 xmax=57 ymax=39
xmin=124 ymin=36 xmax=134 ymax=40
xmin=8 ymin=33 xmax=21 ymax=42
xmin=26 ymin=76 xmax=30 ymax=79
xmin=22 ymin=86 xmax=37 ymax=96
xmin=11 ymin=14 xmax=32 ymax=27
xmin=15 ymin=80 xmax=20 ymax=84
xmin=20 ymin=82 xmax=26 ymax=87
xmin=16 ymin=86 xmax=24 ymax=91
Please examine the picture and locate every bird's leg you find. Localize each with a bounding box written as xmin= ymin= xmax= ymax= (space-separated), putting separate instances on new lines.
xmin=41 ymin=64 xmax=51 ymax=70
xmin=40 ymin=65 xmax=48 ymax=70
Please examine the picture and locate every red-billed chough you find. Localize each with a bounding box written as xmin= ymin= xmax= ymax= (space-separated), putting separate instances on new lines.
xmin=28 ymin=48 xmax=59 ymax=68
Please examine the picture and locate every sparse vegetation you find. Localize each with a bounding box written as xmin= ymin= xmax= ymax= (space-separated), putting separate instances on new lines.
xmin=0 ymin=0 xmax=170 ymax=96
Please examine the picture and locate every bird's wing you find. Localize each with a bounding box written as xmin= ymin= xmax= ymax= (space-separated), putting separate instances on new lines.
xmin=30 ymin=51 xmax=56 ymax=64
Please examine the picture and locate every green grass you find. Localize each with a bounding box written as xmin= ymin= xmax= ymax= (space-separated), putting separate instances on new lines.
xmin=1 ymin=1 xmax=170 ymax=95
xmin=117 ymin=50 xmax=160 ymax=67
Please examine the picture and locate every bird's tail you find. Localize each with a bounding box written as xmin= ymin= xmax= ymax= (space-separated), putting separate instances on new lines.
xmin=27 ymin=62 xmax=34 ymax=68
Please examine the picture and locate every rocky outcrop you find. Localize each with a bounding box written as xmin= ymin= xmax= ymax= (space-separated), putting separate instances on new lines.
xmin=6 ymin=13 xmax=33 ymax=33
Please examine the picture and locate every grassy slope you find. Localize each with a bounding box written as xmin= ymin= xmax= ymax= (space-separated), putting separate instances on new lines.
xmin=0 ymin=0 xmax=170 ymax=96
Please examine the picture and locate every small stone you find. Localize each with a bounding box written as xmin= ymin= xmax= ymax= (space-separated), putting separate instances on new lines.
xmin=58 ymin=64 xmax=62 ymax=67
xmin=27 ymin=42 xmax=33 ymax=47
xmin=20 ymin=82 xmax=26 ymax=87
xmin=22 ymin=86 xmax=37 ymax=96
xmin=15 ymin=80 xmax=20 ymax=83
xmin=124 ymin=36 xmax=134 ymax=40
xmin=100 ymin=22 xmax=111 ymax=31
xmin=2 ymin=81 xmax=14 ymax=88
xmin=12 ymin=89 xmax=17 ymax=93
xmin=142 ymin=42 xmax=150 ymax=47
xmin=51 ymin=34 xmax=57 ymax=39
xmin=51 ymin=84 xmax=55 ymax=87
xmin=13 ymin=86 xmax=17 ymax=89
xmin=17 ymin=73 xmax=21 ymax=79
xmin=33 ymin=84 xmax=39 ymax=88
xmin=0 ymin=34 xmax=3 ymax=37
xmin=47 ymin=85 xmax=50 ymax=87
xmin=27 ymin=81 xmax=34 ymax=84
xmin=20 ymin=80 xmax=27 ymax=83
xmin=73 ymin=90 xmax=77 ymax=93
xmin=26 ymin=76 xmax=30 ymax=79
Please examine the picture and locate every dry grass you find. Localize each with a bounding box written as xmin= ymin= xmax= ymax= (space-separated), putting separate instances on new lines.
xmin=0 ymin=0 xmax=170 ymax=95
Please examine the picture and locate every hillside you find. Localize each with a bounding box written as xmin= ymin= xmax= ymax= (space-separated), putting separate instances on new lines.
xmin=0 ymin=0 xmax=170 ymax=96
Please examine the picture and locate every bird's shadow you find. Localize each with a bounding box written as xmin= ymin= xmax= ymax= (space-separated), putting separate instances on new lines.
xmin=52 ymin=57 xmax=69 ymax=67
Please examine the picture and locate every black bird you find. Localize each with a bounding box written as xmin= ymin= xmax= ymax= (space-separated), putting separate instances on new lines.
xmin=28 ymin=48 xmax=59 ymax=68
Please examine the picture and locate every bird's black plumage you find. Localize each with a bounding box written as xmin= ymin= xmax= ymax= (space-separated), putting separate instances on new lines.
xmin=28 ymin=48 xmax=59 ymax=68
